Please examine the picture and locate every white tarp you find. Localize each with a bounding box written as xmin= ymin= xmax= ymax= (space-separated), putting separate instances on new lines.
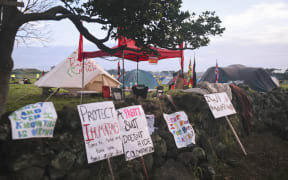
xmin=77 ymin=101 xmax=123 ymax=163
xmin=9 ymin=102 xmax=57 ymax=140
xmin=117 ymin=105 xmax=154 ymax=161
xmin=35 ymin=50 xmax=120 ymax=92
xmin=163 ymin=111 xmax=195 ymax=148
xmin=204 ymin=92 xmax=236 ymax=119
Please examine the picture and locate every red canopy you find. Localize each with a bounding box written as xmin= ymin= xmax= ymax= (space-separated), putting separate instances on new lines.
xmin=82 ymin=37 xmax=183 ymax=62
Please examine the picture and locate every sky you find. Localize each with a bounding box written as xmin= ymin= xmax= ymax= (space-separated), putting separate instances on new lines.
xmin=12 ymin=0 xmax=288 ymax=72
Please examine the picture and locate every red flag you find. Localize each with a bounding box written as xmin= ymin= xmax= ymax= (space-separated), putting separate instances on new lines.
xmin=77 ymin=34 xmax=83 ymax=61
xmin=179 ymin=43 xmax=184 ymax=72
xmin=215 ymin=60 xmax=219 ymax=83
xmin=117 ymin=61 xmax=120 ymax=80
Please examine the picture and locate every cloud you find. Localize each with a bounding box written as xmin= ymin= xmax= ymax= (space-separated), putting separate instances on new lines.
xmin=215 ymin=2 xmax=288 ymax=45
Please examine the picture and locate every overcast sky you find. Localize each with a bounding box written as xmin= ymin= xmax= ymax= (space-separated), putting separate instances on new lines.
xmin=12 ymin=0 xmax=288 ymax=72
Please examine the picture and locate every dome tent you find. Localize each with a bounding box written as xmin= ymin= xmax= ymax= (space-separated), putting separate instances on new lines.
xmin=119 ymin=69 xmax=159 ymax=89
xmin=200 ymin=65 xmax=278 ymax=92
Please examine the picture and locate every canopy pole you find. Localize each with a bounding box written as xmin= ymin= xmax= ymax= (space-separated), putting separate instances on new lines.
xmin=122 ymin=50 xmax=125 ymax=98
xmin=80 ymin=58 xmax=85 ymax=104
xmin=137 ymin=58 xmax=139 ymax=85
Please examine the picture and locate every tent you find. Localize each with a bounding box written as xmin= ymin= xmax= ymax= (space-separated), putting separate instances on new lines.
xmin=161 ymin=76 xmax=173 ymax=85
xmin=118 ymin=69 xmax=159 ymax=89
xmin=35 ymin=50 xmax=120 ymax=93
xmin=81 ymin=37 xmax=184 ymax=86
xmin=200 ymin=65 xmax=279 ymax=92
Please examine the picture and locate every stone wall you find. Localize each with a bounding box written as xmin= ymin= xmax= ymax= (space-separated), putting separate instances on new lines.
xmin=0 ymin=86 xmax=287 ymax=180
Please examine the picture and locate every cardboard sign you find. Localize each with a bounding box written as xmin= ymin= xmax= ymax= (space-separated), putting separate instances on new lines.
xmin=145 ymin=115 xmax=155 ymax=135
xmin=163 ymin=111 xmax=195 ymax=148
xmin=9 ymin=102 xmax=57 ymax=140
xmin=204 ymin=92 xmax=236 ymax=118
xmin=77 ymin=101 xmax=123 ymax=163
xmin=117 ymin=105 xmax=154 ymax=161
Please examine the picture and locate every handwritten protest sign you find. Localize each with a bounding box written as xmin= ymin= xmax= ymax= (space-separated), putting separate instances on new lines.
xmin=204 ymin=92 xmax=236 ymax=119
xmin=9 ymin=102 xmax=57 ymax=140
xmin=163 ymin=111 xmax=195 ymax=148
xmin=77 ymin=101 xmax=123 ymax=163
xmin=145 ymin=115 xmax=155 ymax=135
xmin=117 ymin=105 xmax=154 ymax=161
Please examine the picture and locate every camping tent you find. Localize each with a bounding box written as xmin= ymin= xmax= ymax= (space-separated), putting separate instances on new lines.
xmin=35 ymin=50 xmax=120 ymax=93
xmin=118 ymin=69 xmax=159 ymax=89
xmin=161 ymin=76 xmax=173 ymax=85
xmin=200 ymin=65 xmax=279 ymax=92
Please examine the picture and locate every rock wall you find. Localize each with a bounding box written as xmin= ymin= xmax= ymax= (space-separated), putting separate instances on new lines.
xmin=0 ymin=86 xmax=287 ymax=180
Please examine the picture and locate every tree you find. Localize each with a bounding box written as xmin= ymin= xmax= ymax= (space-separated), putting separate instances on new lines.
xmin=0 ymin=0 xmax=225 ymax=115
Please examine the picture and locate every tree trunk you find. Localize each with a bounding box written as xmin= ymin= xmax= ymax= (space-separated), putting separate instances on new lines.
xmin=0 ymin=6 xmax=21 ymax=116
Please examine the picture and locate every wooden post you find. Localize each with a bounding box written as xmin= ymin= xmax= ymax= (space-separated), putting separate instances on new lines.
xmin=141 ymin=156 xmax=149 ymax=180
xmin=122 ymin=50 xmax=125 ymax=99
xmin=225 ymin=116 xmax=247 ymax=156
xmin=107 ymin=158 xmax=115 ymax=180
xmin=80 ymin=58 xmax=85 ymax=104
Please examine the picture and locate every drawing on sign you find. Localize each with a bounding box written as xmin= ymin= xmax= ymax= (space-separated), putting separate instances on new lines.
xmin=204 ymin=92 xmax=236 ymax=119
xmin=163 ymin=111 xmax=195 ymax=148
xmin=145 ymin=115 xmax=155 ymax=135
xmin=77 ymin=101 xmax=123 ymax=163
xmin=9 ymin=102 xmax=57 ymax=140
xmin=117 ymin=105 xmax=154 ymax=161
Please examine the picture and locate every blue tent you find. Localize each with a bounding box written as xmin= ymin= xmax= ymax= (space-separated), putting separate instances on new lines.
xmin=119 ymin=69 xmax=159 ymax=89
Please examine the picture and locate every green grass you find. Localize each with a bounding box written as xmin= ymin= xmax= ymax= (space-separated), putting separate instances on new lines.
xmin=5 ymin=80 xmax=168 ymax=114
xmin=5 ymin=84 xmax=108 ymax=113
xmin=280 ymin=83 xmax=288 ymax=90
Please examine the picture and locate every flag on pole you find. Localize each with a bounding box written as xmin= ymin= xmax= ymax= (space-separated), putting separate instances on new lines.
xmin=192 ymin=56 xmax=197 ymax=88
xmin=117 ymin=61 xmax=121 ymax=80
xmin=187 ymin=58 xmax=192 ymax=87
xmin=77 ymin=34 xmax=83 ymax=62
xmin=179 ymin=43 xmax=184 ymax=72
xmin=215 ymin=60 xmax=219 ymax=83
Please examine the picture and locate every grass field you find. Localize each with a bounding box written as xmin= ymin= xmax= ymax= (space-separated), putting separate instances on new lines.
xmin=6 ymin=83 xmax=108 ymax=113
xmin=280 ymin=83 xmax=288 ymax=90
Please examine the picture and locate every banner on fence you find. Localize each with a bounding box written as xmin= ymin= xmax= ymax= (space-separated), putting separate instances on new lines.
xmin=9 ymin=102 xmax=57 ymax=140
xmin=163 ymin=111 xmax=195 ymax=148
xmin=117 ymin=105 xmax=154 ymax=161
xmin=77 ymin=101 xmax=123 ymax=163
xmin=204 ymin=92 xmax=236 ymax=119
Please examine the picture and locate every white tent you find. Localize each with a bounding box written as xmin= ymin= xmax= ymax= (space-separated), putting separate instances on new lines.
xmin=35 ymin=50 xmax=121 ymax=93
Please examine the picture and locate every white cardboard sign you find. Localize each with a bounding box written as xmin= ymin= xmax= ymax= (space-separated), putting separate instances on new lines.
xmin=145 ymin=115 xmax=155 ymax=135
xmin=117 ymin=105 xmax=154 ymax=161
xmin=9 ymin=102 xmax=57 ymax=140
xmin=204 ymin=92 xmax=236 ymax=118
xmin=163 ymin=111 xmax=195 ymax=148
xmin=77 ymin=101 xmax=123 ymax=163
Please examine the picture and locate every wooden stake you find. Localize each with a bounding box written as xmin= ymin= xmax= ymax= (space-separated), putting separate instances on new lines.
xmin=107 ymin=158 xmax=115 ymax=180
xmin=80 ymin=58 xmax=85 ymax=104
xmin=141 ymin=156 xmax=149 ymax=180
xmin=225 ymin=116 xmax=247 ymax=156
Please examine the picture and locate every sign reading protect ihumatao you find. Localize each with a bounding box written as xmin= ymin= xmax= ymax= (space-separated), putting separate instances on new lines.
xmin=9 ymin=102 xmax=57 ymax=140
xmin=77 ymin=101 xmax=123 ymax=163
